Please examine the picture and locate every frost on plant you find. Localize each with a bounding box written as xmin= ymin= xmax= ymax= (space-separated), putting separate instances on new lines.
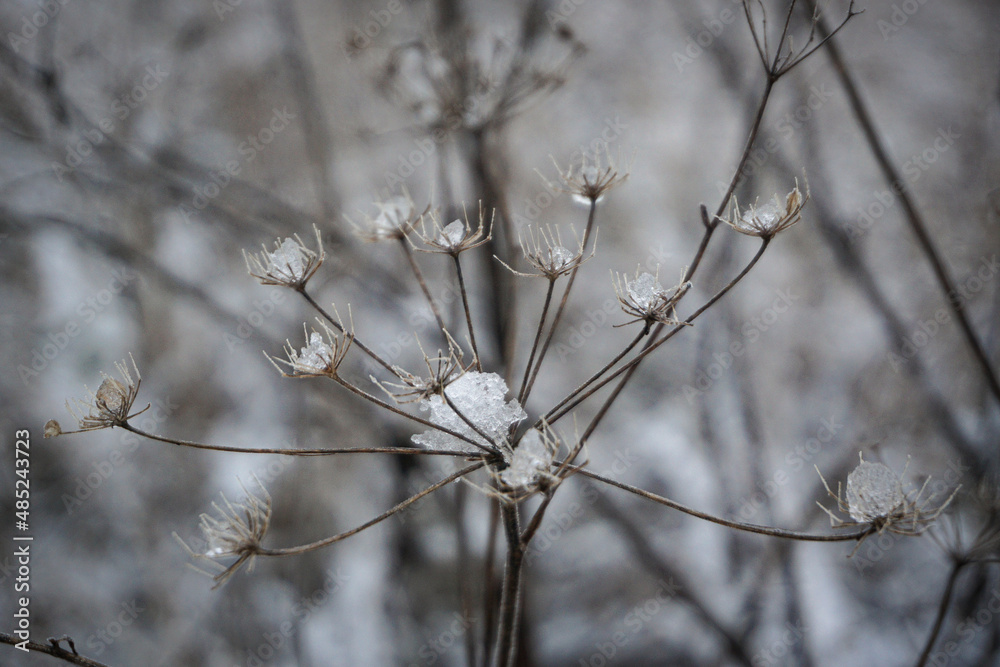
xmin=413 ymin=371 xmax=526 ymax=452
xmin=846 ymin=459 xmax=904 ymax=523
xmin=614 ymin=269 xmax=691 ymax=327
xmin=50 ymin=354 xmax=147 ymax=435
xmin=499 ymin=428 xmax=556 ymax=492
xmin=270 ymin=319 xmax=353 ymax=378
xmin=243 ymin=225 xmax=324 ymax=288
xmin=724 ymin=178 xmax=809 ymax=239
xmin=817 ymin=453 xmax=960 ymax=553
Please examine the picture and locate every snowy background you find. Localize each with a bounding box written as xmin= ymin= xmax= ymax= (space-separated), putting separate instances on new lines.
xmin=1 ymin=0 xmax=999 ymax=665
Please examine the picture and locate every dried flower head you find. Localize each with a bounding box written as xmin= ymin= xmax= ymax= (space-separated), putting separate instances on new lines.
xmin=348 ymin=193 xmax=423 ymax=242
xmin=60 ymin=355 xmax=147 ymax=433
xmin=413 ymin=203 xmax=494 ymax=256
xmin=541 ymin=144 xmax=632 ymax=205
xmin=174 ymin=476 xmax=272 ymax=588
xmin=374 ymin=333 xmax=470 ymax=403
xmin=498 ymin=225 xmax=593 ymax=280
xmin=270 ymin=316 xmax=353 ymax=379
xmin=725 ymin=178 xmax=809 ymax=239
xmin=613 ymin=268 xmax=692 ymax=328
xmin=817 ymin=452 xmax=960 ymax=555
xmin=498 ymin=426 xmax=559 ymax=495
xmin=243 ymin=225 xmax=325 ymax=289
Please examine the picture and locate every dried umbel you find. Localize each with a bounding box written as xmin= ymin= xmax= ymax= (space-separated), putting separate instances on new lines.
xmin=725 ymin=178 xmax=809 ymax=239
xmin=51 ymin=355 xmax=147 ymax=435
xmin=243 ymin=225 xmax=325 ymax=289
xmin=542 ymin=144 xmax=632 ymax=205
xmin=499 ymin=225 xmax=593 ymax=280
xmin=613 ymin=269 xmax=692 ymax=328
xmin=375 ymin=334 xmax=470 ymax=404
xmin=348 ymin=193 xmax=422 ymax=243
xmin=818 ymin=453 xmax=960 ymax=555
xmin=413 ymin=204 xmax=494 ymax=256
xmin=174 ymin=477 xmax=272 ymax=588
xmin=270 ymin=318 xmax=353 ymax=379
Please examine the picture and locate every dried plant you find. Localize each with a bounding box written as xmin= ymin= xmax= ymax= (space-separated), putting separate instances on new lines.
xmin=34 ymin=2 xmax=995 ymax=667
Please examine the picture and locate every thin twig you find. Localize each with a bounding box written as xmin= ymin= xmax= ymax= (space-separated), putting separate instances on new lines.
xmin=1 ymin=634 xmax=109 ymax=667
xmin=453 ymin=255 xmax=483 ymax=371
xmin=522 ymin=198 xmax=598 ymax=403
xmin=259 ymin=462 xmax=485 ymax=556
xmin=399 ymin=236 xmax=449 ymax=340
xmin=915 ymin=561 xmax=968 ymax=667
xmin=579 ymin=469 xmax=876 ymax=543
xmin=298 ymin=289 xmax=397 ymax=375
xmin=808 ymin=0 xmax=1000 ymax=406
xmin=118 ymin=422 xmax=475 ymax=457
xmin=517 ymin=279 xmax=556 ymax=404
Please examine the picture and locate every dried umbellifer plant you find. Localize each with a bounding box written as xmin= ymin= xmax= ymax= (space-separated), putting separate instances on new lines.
xmin=36 ymin=2 xmax=978 ymax=667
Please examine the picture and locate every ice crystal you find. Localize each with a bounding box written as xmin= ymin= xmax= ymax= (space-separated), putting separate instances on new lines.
xmin=270 ymin=239 xmax=307 ymax=280
xmin=627 ymin=272 xmax=663 ymax=309
xmin=413 ymin=371 xmax=525 ymax=451
xmin=438 ymin=220 xmax=467 ymax=247
xmin=500 ymin=429 xmax=553 ymax=490
xmin=846 ymin=460 xmax=904 ymax=523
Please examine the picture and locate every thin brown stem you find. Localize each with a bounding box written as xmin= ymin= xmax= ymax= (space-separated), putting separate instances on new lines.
xmin=118 ymin=422 xmax=474 ymax=457
xmin=915 ymin=561 xmax=968 ymax=667
xmin=259 ymin=461 xmax=484 ymax=556
xmin=399 ymin=236 xmax=449 ymax=340
xmin=811 ymin=2 xmax=1000 ymax=407
xmin=548 ymin=239 xmax=770 ymax=427
xmin=580 ymin=469 xmax=876 ymax=542
xmin=298 ymin=289 xmax=397 ymax=375
xmin=334 ymin=376 xmax=497 ymax=455
xmin=481 ymin=500 xmax=500 ymax=667
xmin=517 ymin=279 xmax=556 ymax=404
xmin=453 ymin=255 xmax=483 ymax=371
xmin=522 ymin=198 xmax=598 ymax=403
xmin=1 ymin=634 xmax=109 ymax=667
xmin=494 ymin=502 xmax=524 ymax=667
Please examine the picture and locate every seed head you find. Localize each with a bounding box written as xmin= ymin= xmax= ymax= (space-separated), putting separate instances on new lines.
xmin=613 ymin=268 xmax=692 ymax=328
xmin=541 ymin=144 xmax=632 ymax=205
xmin=270 ymin=316 xmax=353 ymax=379
xmin=174 ymin=476 xmax=272 ymax=588
xmin=725 ymin=178 xmax=809 ymax=239
xmin=243 ymin=225 xmax=325 ymax=289
xmin=61 ymin=354 xmax=147 ymax=433
xmin=413 ymin=203 xmax=494 ymax=256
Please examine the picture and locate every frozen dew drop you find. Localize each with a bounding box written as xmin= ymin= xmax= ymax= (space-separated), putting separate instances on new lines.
xmin=438 ymin=220 xmax=467 ymax=247
xmin=547 ymin=246 xmax=574 ymax=270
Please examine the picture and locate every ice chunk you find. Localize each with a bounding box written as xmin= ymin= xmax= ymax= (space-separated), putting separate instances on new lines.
xmin=413 ymin=372 xmax=526 ymax=451
xmin=627 ymin=272 xmax=663 ymax=309
xmin=500 ymin=429 xmax=552 ymax=490
xmin=547 ymin=246 xmax=574 ymax=271
xmin=296 ymin=332 xmax=333 ymax=373
xmin=437 ymin=220 xmax=467 ymax=247
xmin=846 ymin=460 xmax=903 ymax=522
xmin=270 ymin=238 xmax=307 ymax=280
